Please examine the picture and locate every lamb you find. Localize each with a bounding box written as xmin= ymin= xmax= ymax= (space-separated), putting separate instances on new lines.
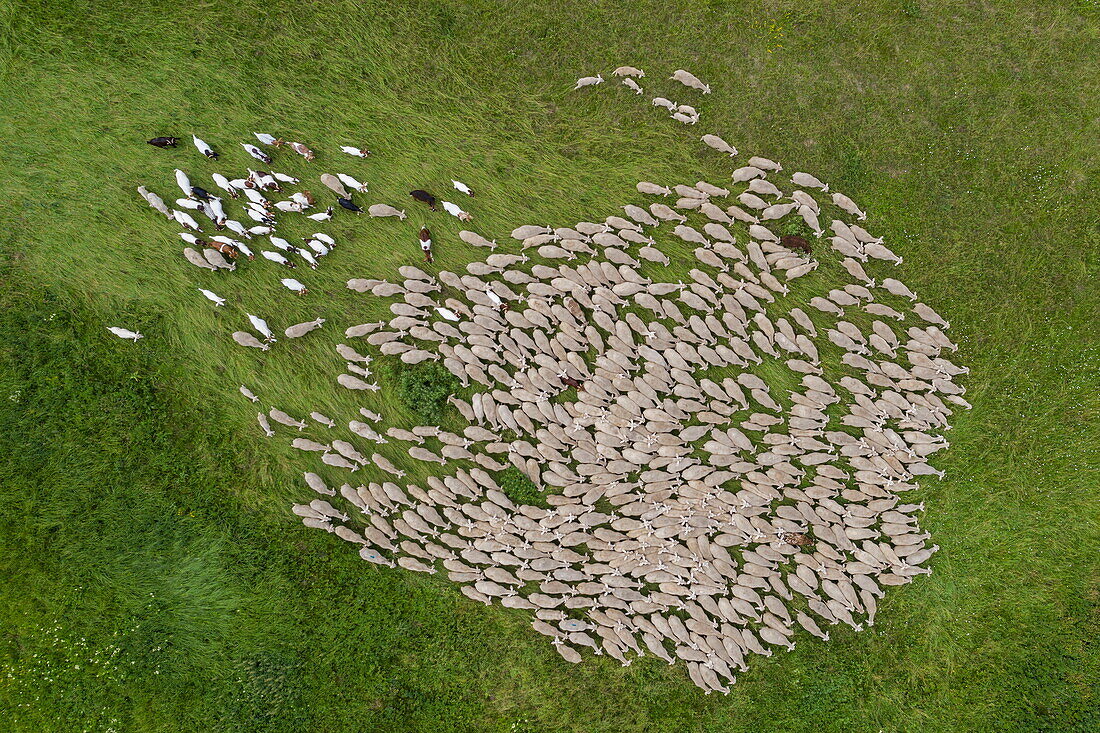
xmin=574 ymin=74 xmax=604 ymax=89
xmin=672 ymin=112 xmax=698 ymax=125
xmin=670 ymin=69 xmax=711 ymax=93
xmin=368 ymin=204 xmax=407 ymax=220
xmin=612 ymin=66 xmax=645 ymax=77
xmin=451 ymin=180 xmax=474 ymax=196
xmin=239 ymin=385 xmax=259 ymax=403
xmin=231 ymin=331 xmax=270 ymax=351
xmin=284 ymin=318 xmax=326 ymax=338
xmin=107 ymin=327 xmax=143 ymax=342
xmin=652 ymin=97 xmax=676 ymax=111
xmin=621 ymin=78 xmax=643 ymax=94
xmin=256 ymin=412 xmax=275 ymax=437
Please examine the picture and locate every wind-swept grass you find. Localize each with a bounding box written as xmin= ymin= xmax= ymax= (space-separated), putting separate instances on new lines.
xmin=0 ymin=0 xmax=1097 ymax=730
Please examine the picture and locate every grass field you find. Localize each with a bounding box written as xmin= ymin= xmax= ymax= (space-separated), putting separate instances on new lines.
xmin=1 ymin=0 xmax=1098 ymax=730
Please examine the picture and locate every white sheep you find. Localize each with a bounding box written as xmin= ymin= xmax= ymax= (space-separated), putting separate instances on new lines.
xmin=232 ymin=331 xmax=269 ymax=350
xmin=192 ymin=135 xmax=217 ymax=159
xmin=247 ymin=314 xmax=275 ymax=342
xmin=612 ymin=66 xmax=645 ymax=77
xmin=137 ymin=186 xmax=171 ymax=218
xmin=701 ymin=134 xmax=737 ymax=156
xmin=652 ymin=97 xmax=676 ymax=111
xmin=240 ymin=143 xmax=272 ymax=163
xmin=340 ymin=145 xmax=371 ymax=157
xmin=573 ymin=74 xmax=604 ymax=89
xmin=239 ymin=385 xmax=259 ymax=402
xmin=284 ymin=318 xmax=326 ymax=338
xmin=451 ymin=179 xmax=474 ymax=196
xmin=307 ymin=207 xmax=334 ymax=221
xmin=832 ymin=192 xmax=867 ymax=220
xmin=670 ymin=69 xmax=711 ymax=93
xmin=621 ymin=78 xmax=643 ymax=94
xmin=792 ymin=171 xmax=829 ymax=191
xmin=368 ymin=204 xmax=407 ymax=219
xmin=253 ymin=132 xmax=280 ymax=146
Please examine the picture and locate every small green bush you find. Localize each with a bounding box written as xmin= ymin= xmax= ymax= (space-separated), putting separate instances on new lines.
xmin=383 ymin=360 xmax=460 ymax=423
xmin=498 ymin=467 xmax=546 ymax=508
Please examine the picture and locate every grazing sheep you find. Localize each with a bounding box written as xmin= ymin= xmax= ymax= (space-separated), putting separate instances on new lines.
xmin=284 ymin=318 xmax=326 ymax=338
xmin=183 ymin=247 xmax=217 ymax=271
xmin=670 ymin=69 xmax=711 ymax=93
xmin=732 ymin=166 xmax=766 ymax=183
xmin=239 ymin=385 xmax=259 ymax=403
xmin=864 ymin=242 xmax=902 ymax=265
xmin=335 ymin=173 xmax=367 ymax=193
xmin=320 ymin=173 xmax=350 ymax=198
xmin=231 ymin=331 xmax=269 ymax=351
xmin=621 ymin=78 xmax=643 ymax=94
xmin=137 ymin=186 xmax=171 ymax=218
xmin=288 ymin=141 xmax=315 ymax=160
xmin=459 ymin=230 xmax=497 ymax=250
xmin=147 ymin=136 xmax=179 ymax=148
xmin=307 ymin=207 xmax=334 ymax=221
xmin=574 ymin=74 xmax=604 ymax=89
xmin=792 ymin=171 xmax=829 ymax=191
xmin=368 ymin=204 xmax=407 ymax=219
xmin=337 ymin=197 xmax=364 ymax=214
xmin=612 ymin=66 xmax=645 ymax=77
xmin=636 ymin=181 xmax=672 ymax=197
xmin=672 ymin=112 xmax=698 ymax=125
xmin=701 ymin=134 xmax=737 ymax=156
xmin=452 ymin=179 xmax=474 ymax=196
xmin=652 ymin=97 xmax=676 ymax=111
xmin=831 ymin=192 xmax=867 ymax=220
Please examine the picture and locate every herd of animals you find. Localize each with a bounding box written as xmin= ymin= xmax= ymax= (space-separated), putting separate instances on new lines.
xmin=115 ymin=66 xmax=969 ymax=694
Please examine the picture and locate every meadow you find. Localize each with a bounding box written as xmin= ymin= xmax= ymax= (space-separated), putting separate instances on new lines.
xmin=0 ymin=0 xmax=1097 ymax=730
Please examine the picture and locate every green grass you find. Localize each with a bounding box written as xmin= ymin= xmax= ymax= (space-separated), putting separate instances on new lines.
xmin=0 ymin=0 xmax=1098 ymax=730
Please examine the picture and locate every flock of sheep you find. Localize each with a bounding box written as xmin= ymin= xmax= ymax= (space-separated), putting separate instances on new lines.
xmin=127 ymin=67 xmax=968 ymax=693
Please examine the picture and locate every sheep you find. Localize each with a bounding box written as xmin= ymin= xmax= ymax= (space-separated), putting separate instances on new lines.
xmin=322 ymin=453 xmax=359 ymax=472
xmin=459 ymin=230 xmax=497 ymax=250
xmin=231 ymin=331 xmax=269 ymax=351
xmin=574 ymin=74 xmax=604 ymax=89
xmin=337 ymin=197 xmax=364 ymax=214
xmin=147 ymin=136 xmax=179 ymax=148
xmin=649 ymin=203 xmax=687 ymax=223
xmin=320 ymin=173 xmax=350 ymax=198
xmin=284 ymin=318 xmax=326 ymax=338
xmin=621 ymin=78 xmax=643 ymax=94
xmin=441 ymin=200 xmax=472 ymax=221
xmin=670 ymin=69 xmax=711 ymax=93
xmin=280 ymin=278 xmax=308 ymax=295
xmin=831 ymin=192 xmax=866 ymax=220
xmin=256 ymin=412 xmax=275 ymax=437
xmin=652 ymin=97 xmax=676 ymax=111
xmin=107 ymin=326 xmax=143 ymax=342
xmin=912 ymin=303 xmax=949 ymax=328
xmin=137 ymin=186 xmax=171 ymax=218
xmin=864 ymin=242 xmax=903 ymax=265
xmin=262 ymin=250 xmax=295 ymax=268
xmin=368 ymin=204 xmax=407 ymax=219
xmin=881 ymin=278 xmax=917 ymax=301
xmin=791 ymin=171 xmax=829 ymax=191
xmin=622 ymin=205 xmax=659 ymax=227
xmin=701 ymin=134 xmax=737 ymax=156
xmin=340 ymin=145 xmax=372 ymax=157
xmin=338 ymin=373 xmax=377 ymax=390
xmin=636 ymin=181 xmax=672 ymax=196
xmin=732 ymin=166 xmax=766 ymax=183
xmin=182 ymin=247 xmax=216 ymax=271
xmin=748 ymin=156 xmax=782 ymax=172
xmin=238 ymin=385 xmax=259 ymax=403
xmin=202 ymin=248 xmax=235 ymax=270
xmin=452 ymin=179 xmax=474 ymax=196
xmin=307 ymin=207 xmax=334 ymax=221
xmin=612 ymin=66 xmax=645 ymax=77
xmin=672 ymin=112 xmax=698 ymax=125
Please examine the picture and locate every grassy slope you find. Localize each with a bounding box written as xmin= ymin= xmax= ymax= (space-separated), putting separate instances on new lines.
xmin=0 ymin=0 xmax=1098 ymax=730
